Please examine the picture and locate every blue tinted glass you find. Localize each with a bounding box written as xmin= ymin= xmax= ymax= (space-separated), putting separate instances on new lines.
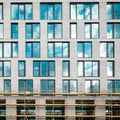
xmin=33 ymin=42 xmax=40 ymax=58
xmin=11 ymin=4 xmax=18 ymax=20
xmin=19 ymin=5 xmax=24 ymax=20
xmin=26 ymin=80 xmax=33 ymax=92
xmin=63 ymin=80 xmax=68 ymax=92
xmin=77 ymin=43 xmax=83 ymax=57
xmin=26 ymin=43 xmax=32 ymax=58
xmin=0 ymin=5 xmax=3 ymax=20
xmin=85 ymin=4 xmax=90 ymax=20
xmin=48 ymin=43 xmax=54 ymax=58
xmin=55 ymin=24 xmax=62 ymax=39
xmin=40 ymin=4 xmax=47 ymax=20
xmin=33 ymin=62 xmax=39 ymax=76
xmin=4 ymin=80 xmax=11 ymax=92
xmin=41 ymin=80 xmax=48 ymax=92
xmin=63 ymin=43 xmax=69 ymax=58
xmin=4 ymin=62 xmax=11 ymax=77
xmin=19 ymin=80 xmax=24 ymax=92
xmin=114 ymin=24 xmax=120 ymax=38
xmin=19 ymin=61 xmax=25 ymax=77
xmin=85 ymin=62 xmax=92 ymax=76
xmin=49 ymin=62 xmax=55 ymax=76
xmin=114 ymin=4 xmax=120 ymax=19
xmin=85 ymin=43 xmax=92 ymax=57
xmin=55 ymin=4 xmax=62 ymax=20
xmin=107 ymin=4 xmax=112 ymax=19
xmin=55 ymin=43 xmax=62 ymax=57
xmin=48 ymin=24 xmax=54 ymax=38
xmin=48 ymin=4 xmax=53 ymax=20
xmin=40 ymin=62 xmax=48 ymax=76
xmin=26 ymin=24 xmax=32 ymax=39
xmin=107 ymin=24 xmax=112 ymax=38
xmin=107 ymin=80 xmax=112 ymax=93
xmin=13 ymin=43 xmax=18 ymax=57
xmin=49 ymin=80 xmax=54 ymax=92
xmin=0 ymin=62 xmax=2 ymax=76
xmin=33 ymin=24 xmax=40 ymax=39
xmin=12 ymin=24 xmax=18 ymax=39
xmin=77 ymin=4 xmax=84 ymax=20
xmin=25 ymin=4 xmax=32 ymax=20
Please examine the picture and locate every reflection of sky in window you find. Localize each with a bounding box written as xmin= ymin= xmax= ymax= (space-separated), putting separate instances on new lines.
xmin=107 ymin=24 xmax=112 ymax=38
xmin=85 ymin=81 xmax=90 ymax=92
xmin=12 ymin=4 xmax=18 ymax=20
xmin=107 ymin=61 xmax=114 ymax=76
xmin=49 ymin=62 xmax=55 ymax=76
xmin=63 ymin=43 xmax=69 ymax=58
xmin=85 ymin=43 xmax=92 ymax=57
xmin=71 ymin=4 xmax=76 ymax=20
xmin=13 ymin=43 xmax=18 ymax=57
xmin=71 ymin=24 xmax=76 ymax=39
xmin=55 ymin=43 xmax=62 ymax=57
xmin=85 ymin=24 xmax=90 ymax=38
xmin=92 ymin=80 xmax=99 ymax=92
xmin=40 ymin=62 xmax=48 ymax=76
xmin=92 ymin=4 xmax=98 ymax=19
xmin=41 ymin=80 xmax=47 ymax=92
xmin=107 ymin=80 xmax=112 ymax=93
xmin=85 ymin=62 xmax=92 ymax=76
xmin=100 ymin=43 xmax=106 ymax=57
xmin=0 ymin=43 xmax=2 ymax=57
xmin=92 ymin=24 xmax=99 ymax=39
xmin=70 ymin=80 xmax=77 ymax=92
xmin=115 ymin=80 xmax=120 ymax=92
xmin=33 ymin=62 xmax=39 ymax=76
xmin=55 ymin=24 xmax=62 ymax=39
xmin=33 ymin=42 xmax=40 ymax=58
xmin=77 ymin=4 xmax=84 ymax=19
xmin=0 ymin=24 xmax=3 ymax=38
xmin=26 ymin=24 xmax=32 ymax=39
xmin=19 ymin=61 xmax=25 ymax=76
xmin=107 ymin=4 xmax=112 ymax=19
xmin=40 ymin=4 xmax=47 ymax=20
xmin=108 ymin=43 xmax=114 ymax=58
xmin=4 ymin=62 xmax=11 ymax=76
xmin=62 ymin=61 xmax=69 ymax=76
xmin=63 ymin=80 xmax=68 ymax=92
xmin=93 ymin=62 xmax=98 ymax=76
xmin=33 ymin=24 xmax=40 ymax=39
xmin=48 ymin=43 xmax=54 ymax=58
xmin=4 ymin=80 xmax=11 ymax=92
xmin=48 ymin=24 xmax=53 ymax=38
xmin=85 ymin=4 xmax=90 ymax=20
xmin=48 ymin=4 xmax=53 ymax=20
xmin=26 ymin=80 xmax=33 ymax=92
xmin=26 ymin=43 xmax=32 ymax=57
xmin=25 ymin=4 xmax=32 ymax=20
xmin=114 ymin=4 xmax=120 ymax=19
xmin=0 ymin=5 xmax=3 ymax=20
xmin=55 ymin=4 xmax=62 ymax=20
xmin=4 ymin=43 xmax=11 ymax=57
xmin=78 ymin=62 xmax=83 ymax=76
xmin=19 ymin=5 xmax=24 ymax=20
xmin=114 ymin=24 xmax=120 ymax=38
xmin=77 ymin=43 xmax=83 ymax=57
xmin=0 ymin=62 xmax=2 ymax=76
xmin=12 ymin=24 xmax=18 ymax=39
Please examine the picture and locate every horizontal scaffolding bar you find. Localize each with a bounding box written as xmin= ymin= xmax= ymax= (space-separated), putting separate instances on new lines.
xmin=0 ymin=104 xmax=119 ymax=106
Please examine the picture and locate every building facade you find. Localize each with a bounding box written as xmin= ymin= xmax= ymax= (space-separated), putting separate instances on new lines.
xmin=0 ymin=0 xmax=120 ymax=120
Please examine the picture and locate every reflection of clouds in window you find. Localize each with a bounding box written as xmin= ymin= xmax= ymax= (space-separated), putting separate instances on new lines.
xmin=114 ymin=24 xmax=120 ymax=38
xmin=4 ymin=43 xmax=11 ymax=57
xmin=33 ymin=42 xmax=40 ymax=58
xmin=63 ymin=43 xmax=69 ymax=57
xmin=40 ymin=4 xmax=47 ymax=20
xmin=48 ymin=5 xmax=53 ymax=20
xmin=0 ymin=43 xmax=2 ymax=57
xmin=107 ymin=4 xmax=112 ymax=19
xmin=77 ymin=4 xmax=84 ymax=19
xmin=62 ymin=61 xmax=69 ymax=77
xmin=55 ymin=43 xmax=62 ymax=57
xmin=92 ymin=4 xmax=98 ymax=19
xmin=33 ymin=24 xmax=40 ymax=39
xmin=114 ymin=4 xmax=120 ymax=19
xmin=11 ymin=4 xmax=18 ymax=20
xmin=85 ymin=81 xmax=90 ymax=92
xmin=92 ymin=24 xmax=99 ymax=39
xmin=55 ymin=24 xmax=62 ymax=39
xmin=0 ymin=5 xmax=3 ymax=20
xmin=100 ymin=43 xmax=106 ymax=57
xmin=85 ymin=4 xmax=90 ymax=20
xmin=70 ymin=24 xmax=77 ymax=39
xmin=13 ymin=43 xmax=18 ymax=57
xmin=107 ymin=24 xmax=112 ymax=38
xmin=4 ymin=62 xmax=11 ymax=77
xmin=107 ymin=61 xmax=114 ymax=77
xmin=85 ymin=62 xmax=92 ymax=76
xmin=71 ymin=4 xmax=76 ymax=20
xmin=55 ymin=4 xmax=62 ymax=20
xmin=78 ymin=62 xmax=83 ymax=76
xmin=25 ymin=4 xmax=32 ymax=20
xmin=19 ymin=5 xmax=24 ymax=20
xmin=85 ymin=24 xmax=90 ymax=38
xmin=84 ymin=43 xmax=92 ymax=57
xmin=0 ymin=24 xmax=3 ymax=38
xmin=48 ymin=43 xmax=53 ymax=58
xmin=48 ymin=24 xmax=53 ymax=38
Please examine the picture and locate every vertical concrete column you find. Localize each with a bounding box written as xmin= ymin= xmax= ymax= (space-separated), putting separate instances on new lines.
xmin=95 ymin=97 xmax=105 ymax=120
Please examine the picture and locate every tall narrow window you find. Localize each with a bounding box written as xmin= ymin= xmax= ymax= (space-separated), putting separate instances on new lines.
xmin=70 ymin=23 xmax=77 ymax=39
xmin=0 ymin=23 xmax=3 ymax=38
xmin=48 ymin=23 xmax=62 ymax=39
xmin=0 ymin=4 xmax=3 ymax=20
xmin=11 ymin=3 xmax=33 ymax=20
xmin=85 ymin=23 xmax=99 ymax=39
xmin=11 ymin=23 xmax=18 ymax=39
xmin=18 ymin=61 xmax=25 ymax=77
xmin=41 ymin=80 xmax=55 ymax=93
xmin=62 ymin=61 xmax=70 ymax=77
xmin=107 ymin=61 xmax=114 ymax=77
xmin=40 ymin=3 xmax=62 ymax=20
xmin=26 ymin=23 xmax=40 ymax=39
xmin=4 ymin=79 xmax=11 ymax=93
xmin=63 ymin=80 xmax=77 ymax=93
xmin=77 ymin=42 xmax=92 ymax=58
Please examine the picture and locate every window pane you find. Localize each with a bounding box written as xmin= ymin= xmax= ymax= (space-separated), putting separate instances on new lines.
xmin=115 ymin=80 xmax=120 ymax=93
xmin=70 ymin=80 xmax=77 ymax=92
xmin=85 ymin=42 xmax=92 ymax=57
xmin=25 ymin=4 xmax=32 ymax=20
xmin=33 ymin=24 xmax=40 ymax=39
xmin=63 ymin=43 xmax=69 ymax=58
xmin=11 ymin=4 xmax=18 ymax=20
xmin=26 ymin=80 xmax=33 ymax=92
xmin=114 ymin=4 xmax=120 ymax=19
xmin=85 ymin=4 xmax=90 ymax=20
xmin=55 ymin=4 xmax=62 ymax=20
xmin=48 ymin=4 xmax=53 ymax=20
xmin=107 ymin=4 xmax=112 ymax=19
xmin=77 ymin=4 xmax=84 ymax=20
xmin=40 ymin=62 xmax=48 ymax=76
xmin=0 ymin=43 xmax=2 ymax=57
xmin=40 ymin=4 xmax=47 ymax=20
xmin=26 ymin=24 xmax=32 ymax=39
xmin=92 ymin=24 xmax=99 ymax=39
xmin=12 ymin=43 xmax=18 ymax=58
xmin=78 ymin=62 xmax=83 ymax=76
xmin=85 ymin=81 xmax=90 ymax=92
xmin=26 ymin=43 xmax=32 ymax=58
xmin=33 ymin=42 xmax=40 ymax=58
xmin=114 ymin=24 xmax=120 ymax=38
xmin=92 ymin=4 xmax=98 ymax=19
xmin=107 ymin=80 xmax=113 ymax=93
xmin=0 ymin=62 xmax=2 ymax=76
xmin=49 ymin=80 xmax=54 ymax=92
xmin=55 ymin=24 xmax=62 ymax=39
xmin=85 ymin=24 xmax=90 ymax=38
xmin=4 ymin=80 xmax=11 ymax=92
xmin=0 ymin=24 xmax=3 ymax=38
xmin=19 ymin=80 xmax=24 ymax=92
xmin=19 ymin=61 xmax=25 ymax=77
xmin=100 ymin=43 xmax=106 ymax=57
xmin=92 ymin=80 xmax=99 ymax=93
xmin=41 ymin=80 xmax=48 ymax=92
xmin=63 ymin=80 xmax=68 ymax=92
xmin=0 ymin=5 xmax=3 ymax=20
xmin=19 ymin=4 xmax=24 ymax=20
xmin=77 ymin=43 xmax=83 ymax=57
xmin=49 ymin=62 xmax=55 ymax=77
xmin=85 ymin=62 xmax=92 ymax=76
xmin=107 ymin=24 xmax=112 ymax=38
xmin=70 ymin=24 xmax=77 ymax=39
xmin=33 ymin=62 xmax=39 ymax=77
xmin=71 ymin=4 xmax=76 ymax=20
xmin=11 ymin=24 xmax=18 ymax=39
xmin=62 ymin=61 xmax=69 ymax=77
xmin=55 ymin=43 xmax=62 ymax=57
xmin=48 ymin=24 xmax=53 ymax=39
xmin=108 ymin=43 xmax=114 ymax=58
xmin=48 ymin=43 xmax=54 ymax=58
xmin=4 ymin=43 xmax=11 ymax=57
xmin=107 ymin=61 xmax=114 ymax=77
xmin=4 ymin=62 xmax=11 ymax=77
xmin=93 ymin=62 xmax=99 ymax=76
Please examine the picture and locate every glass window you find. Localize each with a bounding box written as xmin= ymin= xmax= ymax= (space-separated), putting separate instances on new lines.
xmin=26 ymin=42 xmax=40 ymax=58
xmin=41 ymin=80 xmax=55 ymax=93
xmin=40 ymin=3 xmax=62 ymax=20
xmin=77 ymin=42 xmax=92 ymax=58
xmin=48 ymin=42 xmax=69 ymax=58
xmin=0 ymin=4 xmax=3 ymax=20
xmin=26 ymin=23 xmax=40 ymax=39
xmin=100 ymin=42 xmax=114 ymax=58
xmin=70 ymin=23 xmax=77 ymax=39
xmin=63 ymin=80 xmax=77 ymax=93
xmin=85 ymin=23 xmax=99 ymax=39
xmin=107 ymin=23 xmax=120 ymax=38
xmin=11 ymin=3 xmax=33 ymax=20
xmin=19 ymin=79 xmax=33 ymax=93
xmin=70 ymin=3 xmax=99 ymax=20
xmin=108 ymin=80 xmax=120 ymax=93
xmin=85 ymin=80 xmax=100 ymax=93
xmin=107 ymin=3 xmax=120 ymax=19
xmin=11 ymin=23 xmax=18 ymax=39
xmin=18 ymin=61 xmax=25 ymax=77
xmin=33 ymin=61 xmax=55 ymax=77
xmin=107 ymin=61 xmax=114 ymax=77
xmin=0 ymin=24 xmax=3 ymax=38
xmin=4 ymin=79 xmax=11 ymax=93
xmin=62 ymin=61 xmax=70 ymax=77
xmin=48 ymin=23 xmax=62 ymax=39
xmin=78 ymin=61 xmax=99 ymax=77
